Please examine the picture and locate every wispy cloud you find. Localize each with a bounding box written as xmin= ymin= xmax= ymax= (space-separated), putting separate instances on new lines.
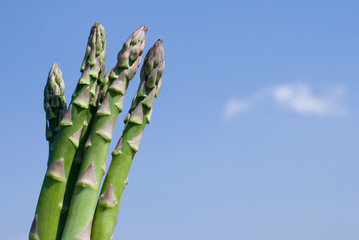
xmin=223 ymin=82 xmax=347 ymax=120
xmin=222 ymin=99 xmax=250 ymax=120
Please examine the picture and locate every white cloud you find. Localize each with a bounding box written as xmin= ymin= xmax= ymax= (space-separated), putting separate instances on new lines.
xmin=272 ymin=83 xmax=330 ymax=114
xmin=223 ymin=82 xmax=347 ymax=119
xmin=223 ymin=99 xmax=251 ymax=120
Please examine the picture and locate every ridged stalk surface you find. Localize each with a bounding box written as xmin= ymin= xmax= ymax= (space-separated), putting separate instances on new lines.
xmin=91 ymin=39 xmax=165 ymax=240
xmin=29 ymin=23 xmax=106 ymax=240
xmin=61 ymin=26 xmax=147 ymax=240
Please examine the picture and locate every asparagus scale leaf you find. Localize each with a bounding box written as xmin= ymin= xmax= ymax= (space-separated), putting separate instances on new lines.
xmin=30 ymin=23 xmax=106 ymax=240
xmin=91 ymin=39 xmax=165 ymax=240
xmin=61 ymin=25 xmax=148 ymax=240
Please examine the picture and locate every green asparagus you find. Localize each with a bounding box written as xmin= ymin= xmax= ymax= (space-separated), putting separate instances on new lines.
xmin=31 ymin=23 xmax=166 ymax=240
xmin=91 ymin=39 xmax=165 ymax=240
xmin=57 ymin=76 xmax=104 ymax=239
xmin=44 ymin=63 xmax=67 ymax=156
xmin=30 ymin=23 xmax=106 ymax=240
xmin=61 ymin=25 xmax=148 ymax=240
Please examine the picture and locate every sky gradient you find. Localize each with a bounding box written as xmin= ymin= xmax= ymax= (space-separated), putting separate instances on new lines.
xmin=1 ymin=0 xmax=358 ymax=239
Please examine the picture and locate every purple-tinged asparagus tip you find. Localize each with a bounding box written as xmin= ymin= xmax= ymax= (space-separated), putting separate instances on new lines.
xmin=141 ymin=39 xmax=165 ymax=88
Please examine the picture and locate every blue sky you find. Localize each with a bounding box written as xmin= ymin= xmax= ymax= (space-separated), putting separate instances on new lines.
xmin=1 ymin=0 xmax=358 ymax=239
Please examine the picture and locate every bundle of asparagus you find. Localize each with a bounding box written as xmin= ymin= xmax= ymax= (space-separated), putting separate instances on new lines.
xmin=29 ymin=23 xmax=165 ymax=240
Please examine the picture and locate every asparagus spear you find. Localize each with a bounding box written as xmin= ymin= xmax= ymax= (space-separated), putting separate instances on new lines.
xmin=44 ymin=63 xmax=67 ymax=156
xmin=61 ymin=26 xmax=148 ymax=240
xmin=29 ymin=23 xmax=106 ymax=240
xmin=56 ymin=80 xmax=102 ymax=239
xmin=91 ymin=39 xmax=165 ymax=240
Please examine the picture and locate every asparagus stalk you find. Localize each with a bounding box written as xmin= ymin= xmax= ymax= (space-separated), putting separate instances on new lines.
xmin=30 ymin=23 xmax=106 ymax=240
xmin=61 ymin=26 xmax=148 ymax=240
xmin=91 ymin=39 xmax=165 ymax=240
xmin=56 ymin=80 xmax=103 ymax=239
xmin=44 ymin=63 xmax=67 ymax=156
